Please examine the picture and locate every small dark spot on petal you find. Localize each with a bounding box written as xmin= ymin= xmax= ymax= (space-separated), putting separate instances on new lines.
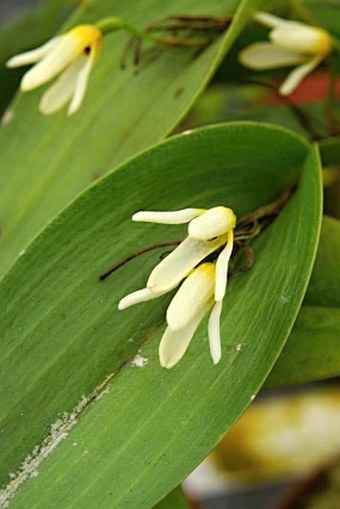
xmin=84 ymin=46 xmax=91 ymax=55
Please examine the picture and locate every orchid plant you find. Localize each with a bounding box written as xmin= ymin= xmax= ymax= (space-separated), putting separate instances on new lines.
xmin=0 ymin=1 xmax=339 ymax=508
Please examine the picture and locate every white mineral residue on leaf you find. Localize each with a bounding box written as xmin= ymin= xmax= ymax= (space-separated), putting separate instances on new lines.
xmin=127 ymin=337 xmax=134 ymax=343
xmin=131 ymin=353 xmax=149 ymax=368
xmin=0 ymin=371 xmax=114 ymax=506
xmin=1 ymin=109 xmax=14 ymax=126
xmin=235 ymin=343 xmax=242 ymax=352
xmin=182 ymin=129 xmax=193 ymax=135
xmin=250 ymin=394 xmax=256 ymax=401
xmin=18 ymin=250 xmax=26 ymax=257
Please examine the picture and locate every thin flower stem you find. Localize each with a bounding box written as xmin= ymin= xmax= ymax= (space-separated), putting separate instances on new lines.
xmin=237 ymin=189 xmax=293 ymax=233
xmin=101 ymin=190 xmax=293 ymax=281
xmin=99 ymin=241 xmax=181 ymax=280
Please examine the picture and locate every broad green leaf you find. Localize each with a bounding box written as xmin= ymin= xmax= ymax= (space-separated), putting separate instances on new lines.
xmin=0 ymin=0 xmax=75 ymax=114
xmin=267 ymin=216 xmax=340 ymax=387
xmin=0 ymin=123 xmax=322 ymax=507
xmin=0 ymin=0 xmax=262 ymax=278
xmin=266 ymin=305 xmax=340 ymax=387
xmin=305 ymin=216 xmax=340 ymax=308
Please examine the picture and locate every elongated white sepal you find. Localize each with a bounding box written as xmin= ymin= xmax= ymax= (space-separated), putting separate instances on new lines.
xmin=6 ymin=37 xmax=60 ymax=68
xmin=188 ymin=207 xmax=236 ymax=241
xmin=21 ymin=36 xmax=79 ymax=91
xmin=147 ymin=235 xmax=227 ymax=294
xmin=68 ymin=56 xmax=94 ymax=115
xmin=208 ymin=301 xmax=222 ymax=364
xmin=254 ymin=11 xmax=293 ymax=29
xmin=39 ymin=55 xmax=86 ymax=115
xmin=215 ymin=230 xmax=234 ymax=302
xmin=239 ymin=42 xmax=307 ymax=70
xmin=279 ymin=56 xmax=322 ymax=95
xmin=132 ymin=209 xmax=204 ymax=225
xmin=159 ymin=303 xmax=211 ymax=369
xmin=118 ymin=288 xmax=163 ymax=310
xmin=166 ymin=263 xmax=215 ymax=331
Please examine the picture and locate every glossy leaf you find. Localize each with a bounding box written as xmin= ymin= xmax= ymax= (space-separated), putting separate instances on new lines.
xmin=0 ymin=123 xmax=322 ymax=507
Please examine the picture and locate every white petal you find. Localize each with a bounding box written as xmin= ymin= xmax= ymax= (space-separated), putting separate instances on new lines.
xmin=166 ymin=263 xmax=215 ymax=331
xmin=132 ymin=209 xmax=204 ymax=225
xmin=6 ymin=37 xmax=60 ymax=68
xmin=67 ymin=54 xmax=93 ymax=115
xmin=208 ymin=301 xmax=222 ymax=364
xmin=21 ymin=34 xmax=79 ymax=91
xmin=159 ymin=302 xmax=211 ymax=369
xmin=39 ymin=55 xmax=87 ymax=115
xmin=254 ymin=11 xmax=293 ymax=29
xmin=118 ymin=287 xmax=164 ymax=310
xmin=279 ymin=56 xmax=322 ymax=95
xmin=188 ymin=207 xmax=236 ymax=241
xmin=147 ymin=234 xmax=227 ymax=294
xmin=239 ymin=42 xmax=307 ymax=70
xmin=271 ymin=25 xmax=331 ymax=56
xmin=215 ymin=230 xmax=234 ymax=302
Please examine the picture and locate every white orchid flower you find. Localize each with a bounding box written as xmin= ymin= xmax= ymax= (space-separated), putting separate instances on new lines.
xmin=118 ymin=206 xmax=236 ymax=368
xmin=239 ymin=11 xmax=332 ymax=95
xmin=6 ymin=24 xmax=102 ymax=115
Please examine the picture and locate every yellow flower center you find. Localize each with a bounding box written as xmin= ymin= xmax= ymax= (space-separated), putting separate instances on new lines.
xmin=68 ymin=24 xmax=103 ymax=59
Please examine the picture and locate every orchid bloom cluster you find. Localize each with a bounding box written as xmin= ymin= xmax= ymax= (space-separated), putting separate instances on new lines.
xmin=239 ymin=11 xmax=333 ymax=95
xmin=118 ymin=206 xmax=236 ymax=369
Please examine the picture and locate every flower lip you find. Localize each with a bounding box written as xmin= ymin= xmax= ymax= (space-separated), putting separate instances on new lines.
xmin=166 ymin=263 xmax=215 ymax=331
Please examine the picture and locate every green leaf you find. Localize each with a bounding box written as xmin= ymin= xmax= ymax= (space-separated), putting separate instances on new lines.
xmin=0 ymin=122 xmax=322 ymax=507
xmin=266 ymin=305 xmax=340 ymax=387
xmin=318 ymin=136 xmax=340 ymax=167
xmin=305 ymin=0 xmax=340 ymax=38
xmin=267 ymin=216 xmax=340 ymax=387
xmin=0 ymin=0 xmax=261 ymax=278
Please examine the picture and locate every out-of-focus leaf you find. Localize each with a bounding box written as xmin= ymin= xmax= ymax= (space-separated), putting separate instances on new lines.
xmin=155 ymin=487 xmax=190 ymax=509
xmin=305 ymin=0 xmax=340 ymax=38
xmin=0 ymin=123 xmax=322 ymax=507
xmin=267 ymin=216 xmax=340 ymax=387
xmin=318 ymin=136 xmax=340 ymax=166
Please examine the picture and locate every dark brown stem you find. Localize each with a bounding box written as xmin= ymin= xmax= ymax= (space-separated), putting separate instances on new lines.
xmin=237 ymin=188 xmax=293 ymax=232
xmin=99 ymin=241 xmax=181 ymax=280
